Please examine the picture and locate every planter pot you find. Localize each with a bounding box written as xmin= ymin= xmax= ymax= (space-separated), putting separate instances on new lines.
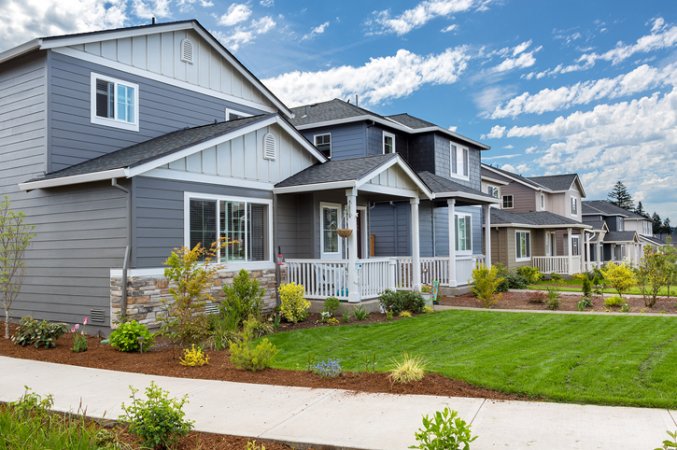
xmin=421 ymin=293 xmax=433 ymax=307
xmin=337 ymin=228 xmax=353 ymax=238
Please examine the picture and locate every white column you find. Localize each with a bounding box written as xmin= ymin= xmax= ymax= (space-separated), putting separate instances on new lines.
xmin=585 ymin=233 xmax=591 ymax=272
xmin=447 ymin=199 xmax=457 ymax=287
xmin=567 ymin=228 xmax=573 ymax=275
xmin=410 ymin=197 xmax=422 ymax=292
xmin=346 ymin=188 xmax=360 ymax=303
xmin=483 ymin=204 xmax=492 ymax=268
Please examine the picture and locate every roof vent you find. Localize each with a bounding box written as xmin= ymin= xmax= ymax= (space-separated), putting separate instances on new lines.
xmin=263 ymin=133 xmax=277 ymax=160
xmin=180 ymin=39 xmax=193 ymax=64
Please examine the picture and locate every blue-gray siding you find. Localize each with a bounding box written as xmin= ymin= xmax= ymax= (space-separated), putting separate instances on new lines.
xmin=433 ymin=134 xmax=482 ymax=191
xmin=301 ymin=123 xmax=366 ymax=160
xmin=275 ymin=193 xmax=314 ymax=259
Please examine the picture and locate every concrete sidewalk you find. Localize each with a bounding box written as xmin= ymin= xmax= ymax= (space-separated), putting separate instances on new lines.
xmin=0 ymin=356 xmax=674 ymax=449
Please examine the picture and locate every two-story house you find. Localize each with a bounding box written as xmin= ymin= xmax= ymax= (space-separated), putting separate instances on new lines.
xmin=481 ymin=165 xmax=592 ymax=275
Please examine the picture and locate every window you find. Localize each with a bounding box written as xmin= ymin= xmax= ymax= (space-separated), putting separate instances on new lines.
xmin=383 ymin=131 xmax=396 ymax=154
xmin=570 ymin=197 xmax=578 ymax=215
xmin=320 ymin=203 xmax=342 ymax=258
xmin=540 ymin=193 xmax=545 ymax=210
xmin=90 ymin=73 xmax=139 ymax=131
xmin=186 ymin=194 xmax=271 ymax=264
xmin=571 ymin=235 xmax=580 ymax=256
xmin=450 ymin=143 xmax=469 ymax=179
xmin=502 ymin=195 xmax=513 ymax=209
xmin=486 ymin=185 xmax=500 ymax=198
xmin=314 ymin=133 xmax=331 ymax=158
xmin=516 ymin=230 xmax=531 ymax=261
xmin=455 ymin=214 xmax=472 ymax=253
xmin=225 ymin=108 xmax=252 ymax=121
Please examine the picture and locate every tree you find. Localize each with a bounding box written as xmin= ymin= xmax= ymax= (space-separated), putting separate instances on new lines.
xmin=637 ymin=247 xmax=668 ymax=308
xmin=662 ymin=217 xmax=672 ymax=235
xmin=634 ymin=201 xmax=647 ymax=218
xmin=607 ymin=181 xmax=634 ymax=211
xmin=0 ymin=197 xmax=35 ymax=339
xmin=662 ymin=239 xmax=676 ymax=298
xmin=652 ymin=212 xmax=663 ymax=235
xmin=600 ymin=262 xmax=636 ymax=299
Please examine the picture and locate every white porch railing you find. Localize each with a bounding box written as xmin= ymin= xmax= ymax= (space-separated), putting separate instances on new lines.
xmin=395 ymin=257 xmax=450 ymax=289
xmin=286 ymin=259 xmax=349 ymax=300
xmin=532 ymin=256 xmax=582 ymax=275
xmin=359 ymin=258 xmax=395 ymax=299
xmin=457 ymin=255 xmax=484 ymax=286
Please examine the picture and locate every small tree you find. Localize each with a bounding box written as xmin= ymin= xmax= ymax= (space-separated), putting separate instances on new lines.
xmin=652 ymin=212 xmax=663 ymax=235
xmin=222 ymin=269 xmax=264 ymax=326
xmin=634 ymin=201 xmax=647 ymax=217
xmin=601 ymin=262 xmax=636 ymax=299
xmin=0 ymin=197 xmax=35 ymax=339
xmin=471 ymin=265 xmax=504 ymax=308
xmin=607 ymin=181 xmax=634 ymax=211
xmin=661 ymin=241 xmax=676 ymax=298
xmin=637 ymin=247 xmax=668 ymax=308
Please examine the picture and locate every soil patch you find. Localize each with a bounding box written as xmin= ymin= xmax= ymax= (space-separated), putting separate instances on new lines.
xmin=439 ymin=291 xmax=677 ymax=314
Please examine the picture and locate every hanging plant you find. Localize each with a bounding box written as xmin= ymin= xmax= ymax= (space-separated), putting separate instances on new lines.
xmin=337 ymin=228 xmax=353 ymax=238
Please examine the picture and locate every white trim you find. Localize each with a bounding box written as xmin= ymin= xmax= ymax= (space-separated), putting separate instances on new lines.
xmin=355 ymin=155 xmax=433 ymax=199
xmin=226 ymin=108 xmax=252 ymax=121
xmin=481 ymin=175 xmax=510 ymax=186
xmin=449 ymin=143 xmax=469 ymax=181
xmin=313 ymin=132 xmax=332 ymax=158
xmin=320 ymin=202 xmax=343 ymax=260
xmin=90 ymin=72 xmax=140 ymax=131
xmin=274 ymin=180 xmax=356 ymax=194
xmin=433 ymin=191 xmax=500 ymax=204
xmin=142 ymin=169 xmax=274 ymax=191
xmin=382 ymin=131 xmax=396 ymax=154
xmin=570 ymin=196 xmax=578 ymax=216
xmin=0 ymin=38 xmax=41 ymax=65
xmin=571 ymin=235 xmax=581 ymax=256
xmin=454 ymin=212 xmax=473 ymax=255
xmin=111 ymin=260 xmax=276 ymax=278
xmin=359 ymin=183 xmax=418 ymax=198
xmin=515 ymin=229 xmax=532 ymax=262
xmin=540 ymin=193 xmax=545 ymax=211
xmin=18 ymin=168 xmax=127 ymax=191
xmin=482 ymin=164 xmax=549 ymax=192
xmin=490 ymin=222 xmax=591 ymax=230
xmin=502 ymin=194 xmax=514 ymax=209
xmin=53 ymin=47 xmax=277 ymax=114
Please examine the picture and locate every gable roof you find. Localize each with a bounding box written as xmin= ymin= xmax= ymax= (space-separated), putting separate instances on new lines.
xmin=582 ymin=216 xmax=608 ymax=231
xmin=604 ymin=231 xmax=638 ymax=243
xmin=386 ymin=113 xmax=436 ymax=129
xmin=0 ymin=20 xmax=293 ymax=118
xmin=481 ymin=164 xmax=545 ymax=190
xmin=418 ymin=171 xmax=499 ymax=204
xmin=639 ymin=235 xmax=665 ymax=246
xmin=20 ymin=114 xmax=325 ymax=191
xmin=290 ymin=99 xmax=490 ymax=150
xmin=528 ymin=174 xmax=585 ymax=196
xmin=583 ymin=200 xmax=648 ymax=220
xmin=489 ymin=209 xmax=591 ymax=229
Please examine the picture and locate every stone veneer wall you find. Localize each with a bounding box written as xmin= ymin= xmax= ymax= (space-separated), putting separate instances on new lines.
xmin=110 ymin=266 xmax=281 ymax=328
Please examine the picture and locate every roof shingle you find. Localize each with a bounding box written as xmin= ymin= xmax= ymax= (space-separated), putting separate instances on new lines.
xmin=490 ymin=209 xmax=589 ymax=227
xmin=275 ymin=153 xmax=397 ymax=187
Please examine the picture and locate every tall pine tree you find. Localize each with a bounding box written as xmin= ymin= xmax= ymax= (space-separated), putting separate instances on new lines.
xmin=663 ymin=217 xmax=672 ymax=235
xmin=608 ymin=181 xmax=634 ymax=210
xmin=634 ymin=201 xmax=647 ymax=218
xmin=652 ymin=212 xmax=662 ymax=235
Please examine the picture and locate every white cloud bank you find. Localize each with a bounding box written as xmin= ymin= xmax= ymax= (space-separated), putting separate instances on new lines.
xmin=218 ymin=3 xmax=252 ymax=27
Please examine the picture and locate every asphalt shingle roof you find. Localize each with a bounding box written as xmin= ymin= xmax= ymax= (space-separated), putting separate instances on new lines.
xmin=30 ymin=115 xmax=274 ymax=182
xmin=386 ymin=113 xmax=436 ymax=129
xmin=275 ymin=153 xmax=398 ymax=187
xmin=640 ymin=235 xmax=665 ymax=245
xmin=527 ymin=174 xmax=578 ymax=191
xmin=417 ymin=171 xmax=495 ymax=200
xmin=604 ymin=231 xmax=637 ymax=243
xmin=481 ymin=165 xmax=544 ymax=190
xmin=490 ymin=209 xmax=588 ymax=227
xmin=583 ymin=216 xmax=606 ymax=230
xmin=583 ymin=200 xmax=647 ymax=219
xmin=289 ymin=99 xmax=380 ymax=127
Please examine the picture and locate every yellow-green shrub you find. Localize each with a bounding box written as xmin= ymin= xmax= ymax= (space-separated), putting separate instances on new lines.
xmin=471 ymin=265 xmax=504 ymax=308
xmin=389 ymin=353 xmax=426 ymax=384
xmin=279 ymin=282 xmax=310 ymax=323
xmin=601 ymin=262 xmax=636 ymax=298
xmin=229 ymin=337 xmax=278 ymax=371
xmin=179 ymin=344 xmax=209 ymax=367
xmin=399 ymin=310 xmax=413 ymax=318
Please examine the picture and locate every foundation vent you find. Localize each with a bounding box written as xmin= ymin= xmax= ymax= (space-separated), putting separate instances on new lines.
xmin=89 ymin=309 xmax=106 ymax=324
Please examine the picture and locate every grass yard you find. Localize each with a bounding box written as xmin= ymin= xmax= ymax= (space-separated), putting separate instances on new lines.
xmin=267 ymin=310 xmax=677 ymax=408
xmin=528 ymin=278 xmax=674 ymax=296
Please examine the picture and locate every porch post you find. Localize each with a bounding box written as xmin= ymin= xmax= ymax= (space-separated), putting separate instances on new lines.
xmin=410 ymin=197 xmax=422 ymax=292
xmin=346 ymin=188 xmax=360 ymax=303
xmin=585 ymin=232 xmax=591 ymax=272
xmin=447 ymin=199 xmax=457 ymax=287
xmin=483 ymin=204 xmax=492 ymax=268
xmin=567 ymin=228 xmax=573 ymax=275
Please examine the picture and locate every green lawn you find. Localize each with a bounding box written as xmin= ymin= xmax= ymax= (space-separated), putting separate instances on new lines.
xmin=528 ymin=279 xmax=674 ymax=296
xmin=267 ymin=310 xmax=677 ymax=408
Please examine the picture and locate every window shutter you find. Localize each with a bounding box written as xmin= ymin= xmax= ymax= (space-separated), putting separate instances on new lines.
xmin=263 ymin=133 xmax=277 ymax=160
xmin=180 ymin=39 xmax=194 ymax=63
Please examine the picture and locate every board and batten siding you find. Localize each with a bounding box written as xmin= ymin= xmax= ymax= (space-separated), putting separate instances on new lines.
xmin=275 ymin=193 xmax=314 ymax=259
xmin=369 ymin=202 xmax=411 ymax=257
xmin=47 ymin=51 xmax=267 ymax=172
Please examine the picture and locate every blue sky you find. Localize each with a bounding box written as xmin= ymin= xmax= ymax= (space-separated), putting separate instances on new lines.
xmin=1 ymin=0 xmax=675 ymax=220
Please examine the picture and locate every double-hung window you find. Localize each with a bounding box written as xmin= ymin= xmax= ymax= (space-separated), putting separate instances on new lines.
xmin=314 ymin=133 xmax=332 ymax=158
xmin=515 ymin=230 xmax=531 ymax=261
xmin=382 ymin=131 xmax=396 ymax=154
xmin=186 ymin=194 xmax=271 ymax=264
xmin=455 ymin=214 xmax=472 ymax=254
xmin=91 ymin=73 xmax=139 ymax=131
xmin=502 ymin=195 xmax=513 ymax=209
xmin=320 ymin=203 xmax=342 ymax=259
xmin=450 ymin=143 xmax=469 ymax=180
xmin=570 ymin=197 xmax=578 ymax=215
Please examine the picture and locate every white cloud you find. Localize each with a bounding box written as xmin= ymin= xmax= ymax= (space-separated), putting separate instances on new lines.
xmin=367 ymin=0 xmax=491 ymax=36
xmin=482 ymin=125 xmax=505 ymax=139
xmin=263 ymin=47 xmax=470 ymax=107
xmin=302 ymin=21 xmax=330 ymax=40
xmin=259 ymin=0 xmax=273 ymax=6
xmin=132 ymin=0 xmax=171 ymax=18
xmin=448 ymin=125 xmax=458 ymax=132
xmin=489 ymin=41 xmax=541 ymax=73
xmin=218 ymin=3 xmax=252 ymax=27
xmin=484 ymin=153 xmax=519 ymax=160
xmin=500 ymin=163 xmax=528 ymax=173
xmin=251 ymin=16 xmax=276 ymax=34
xmin=213 ymin=13 xmax=276 ymax=51
xmin=473 ymin=85 xmax=516 ymax=114
xmin=441 ymin=24 xmax=457 ymax=33
xmin=0 ymin=0 xmax=127 ymax=50
xmin=177 ymin=0 xmax=213 ymax=12
xmin=493 ymin=62 xmax=676 ymax=118
xmin=524 ymin=146 xmax=538 ymax=154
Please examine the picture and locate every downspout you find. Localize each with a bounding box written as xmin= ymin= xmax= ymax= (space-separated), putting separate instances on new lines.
xmin=111 ymin=178 xmax=131 ymax=322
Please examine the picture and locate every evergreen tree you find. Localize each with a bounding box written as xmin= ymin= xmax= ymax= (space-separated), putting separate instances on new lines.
xmin=652 ymin=212 xmax=662 ymax=235
xmin=663 ymin=217 xmax=672 ymax=235
xmin=634 ymin=201 xmax=647 ymax=217
xmin=607 ymin=181 xmax=634 ymax=210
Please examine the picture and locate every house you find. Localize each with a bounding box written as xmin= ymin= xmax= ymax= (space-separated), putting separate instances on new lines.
xmin=286 ymin=99 xmax=499 ymax=295
xmin=582 ymin=200 xmax=662 ymax=266
xmin=481 ymin=165 xmax=593 ymax=275
xmin=0 ymin=21 xmax=496 ymax=332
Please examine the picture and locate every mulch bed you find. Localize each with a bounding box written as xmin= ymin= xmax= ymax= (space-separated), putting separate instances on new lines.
xmin=439 ymin=291 xmax=677 ymax=314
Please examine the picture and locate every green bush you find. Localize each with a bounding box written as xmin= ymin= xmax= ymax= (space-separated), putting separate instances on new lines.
xmin=109 ymin=320 xmax=154 ymax=353
xmin=582 ymin=277 xmax=592 ymax=298
xmin=229 ymin=337 xmax=278 ymax=371
xmin=279 ymin=282 xmax=310 ymax=323
xmin=471 ymin=265 xmax=504 ymax=308
xmin=390 ymin=353 xmax=426 ymax=384
xmin=655 ymin=430 xmax=677 ymax=450
xmin=222 ymin=269 xmax=265 ymax=326
xmin=379 ymin=290 xmax=425 ymax=314
xmin=505 ymin=271 xmax=529 ymax=289
xmin=242 ymin=315 xmax=273 ymax=338
xmin=120 ymin=381 xmax=193 ymax=449
xmin=353 ymin=305 xmax=369 ymax=321
xmin=411 ymin=406 xmax=477 ymax=450
xmin=577 ymin=297 xmax=593 ymax=311
xmin=550 ymin=272 xmax=563 ymax=282
xmin=604 ymin=296 xmax=625 ymax=307
xmin=323 ymin=296 xmax=341 ymax=316
xmin=517 ymin=266 xmax=542 ymax=284
xmin=493 ymin=263 xmax=510 ymax=292
xmin=208 ymin=310 xmax=240 ymax=351
xmin=545 ymin=288 xmax=560 ymax=310
xmin=12 ymin=317 xmax=67 ymax=349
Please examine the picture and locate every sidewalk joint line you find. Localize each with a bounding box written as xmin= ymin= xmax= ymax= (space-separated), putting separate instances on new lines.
xmin=669 ymin=409 xmax=677 ymax=427
xmin=256 ymin=390 xmax=335 ymax=438
xmin=469 ymin=398 xmax=486 ymax=425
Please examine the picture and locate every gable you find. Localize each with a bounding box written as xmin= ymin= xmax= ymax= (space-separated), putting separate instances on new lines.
xmin=366 ymin=164 xmax=421 ymax=193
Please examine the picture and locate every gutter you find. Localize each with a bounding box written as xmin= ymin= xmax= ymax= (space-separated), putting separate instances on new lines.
xmin=111 ymin=178 xmax=131 ymax=322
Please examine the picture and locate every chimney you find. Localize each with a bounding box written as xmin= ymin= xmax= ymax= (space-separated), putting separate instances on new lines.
xmin=151 ymin=17 xmax=156 ymax=25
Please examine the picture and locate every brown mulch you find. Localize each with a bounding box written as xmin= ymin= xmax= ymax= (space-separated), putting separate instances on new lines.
xmin=439 ymin=291 xmax=677 ymax=314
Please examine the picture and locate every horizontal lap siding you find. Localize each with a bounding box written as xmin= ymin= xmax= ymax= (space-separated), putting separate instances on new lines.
xmin=302 ymin=123 xmax=366 ymax=160
xmin=434 ymin=134 xmax=482 ymax=191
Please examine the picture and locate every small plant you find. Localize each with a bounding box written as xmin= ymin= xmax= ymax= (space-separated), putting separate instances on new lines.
xmin=109 ymin=320 xmax=154 ymax=353
xmin=11 ymin=387 xmax=54 ymax=418
xmin=399 ymin=310 xmax=413 ymax=318
xmin=120 ymin=381 xmax=193 ymax=450
xmin=604 ymin=296 xmax=624 ymax=308
xmin=505 ymin=271 xmax=529 ymax=289
xmin=550 ymin=272 xmax=563 ymax=282
xmin=379 ymin=290 xmax=425 ymax=314
xmin=246 ymin=441 xmax=267 ymax=450
xmin=423 ymin=306 xmax=435 ymax=314
xmin=576 ymin=297 xmax=593 ymax=311
xmin=545 ymin=288 xmax=560 ymax=310
xmin=323 ymin=296 xmax=341 ymax=316
xmin=12 ymin=317 xmax=67 ymax=349
xmin=342 ymin=311 xmax=351 ymax=323
xmin=242 ymin=315 xmax=273 ymax=338
xmin=390 ymin=353 xmax=426 ymax=384
xmin=582 ymin=276 xmax=592 ymax=298
xmin=180 ymin=344 xmax=209 ymax=367
xmin=353 ymin=305 xmax=369 ymax=321
xmin=325 ymin=317 xmax=340 ymax=325
xmin=362 ymin=353 xmax=377 ymax=372
xmin=385 ymin=310 xmax=394 ymax=320
xmin=311 ymin=359 xmax=342 ymax=378
xmin=70 ymin=316 xmax=89 ymax=353
xmin=222 ymin=269 xmax=265 ymax=326
xmin=517 ymin=265 xmax=542 ymax=284
xmin=620 ymin=303 xmax=630 ymax=313
xmin=655 ymin=430 xmax=677 ymax=450
xmin=471 ymin=265 xmax=504 ymax=308
xmin=601 ymin=262 xmax=637 ymax=299
xmin=229 ymin=337 xmax=278 ymax=371
xmin=411 ymin=407 xmax=477 ymax=450
xmin=279 ymin=282 xmax=310 ymax=323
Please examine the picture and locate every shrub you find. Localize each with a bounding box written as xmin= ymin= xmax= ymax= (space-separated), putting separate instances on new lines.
xmin=323 ymin=296 xmax=341 ymax=316
xmin=242 ymin=315 xmax=273 ymax=338
xmin=399 ymin=310 xmax=413 ymax=318
xmin=311 ymin=359 xmax=342 ymax=378
xmin=246 ymin=441 xmax=267 ymax=450
xmin=545 ymin=288 xmax=560 ymax=310
xmin=423 ymin=306 xmax=435 ymax=314
xmin=577 ymin=297 xmax=592 ymax=311
xmin=342 ymin=311 xmax=351 ymax=323
xmin=517 ymin=266 xmax=542 ymax=284
xmin=604 ymin=296 xmax=625 ymax=307
xmin=120 ymin=382 xmax=193 ymax=450
xmin=12 ymin=317 xmax=67 ymax=349
xmin=229 ymin=337 xmax=278 ymax=371
xmin=385 ymin=310 xmax=394 ymax=321
xmin=208 ymin=309 xmax=240 ymax=351
xmin=411 ymin=407 xmax=477 ymax=450
xmin=379 ymin=290 xmax=425 ymax=314
xmin=505 ymin=271 xmax=529 ymax=289
xmin=390 ymin=353 xmax=425 ymax=384
xmin=353 ymin=305 xmax=369 ymax=321
xmin=471 ymin=265 xmax=504 ymax=308
xmin=222 ymin=269 xmax=265 ymax=326
xmin=582 ymin=277 xmax=592 ymax=298
xmin=655 ymin=430 xmax=677 ymax=450
xmin=279 ymin=282 xmax=310 ymax=323
xmin=550 ymin=272 xmax=563 ymax=282
xmin=601 ymin=262 xmax=637 ymax=299
xmin=637 ymin=247 xmax=669 ymax=308
xmin=109 ymin=320 xmax=154 ymax=353
xmin=325 ymin=317 xmax=340 ymax=325
xmin=493 ymin=263 xmax=510 ymax=292
xmin=620 ymin=303 xmax=630 ymax=313
xmin=180 ymin=344 xmax=209 ymax=367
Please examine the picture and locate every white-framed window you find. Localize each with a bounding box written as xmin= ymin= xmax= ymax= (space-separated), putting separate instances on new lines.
xmin=570 ymin=196 xmax=578 ymax=215
xmin=540 ymin=193 xmax=545 ymax=210
xmin=515 ymin=230 xmax=531 ymax=261
xmin=545 ymin=231 xmax=556 ymax=256
xmin=486 ymin=185 xmax=500 ymax=199
xmin=320 ymin=203 xmax=342 ymax=259
xmin=455 ymin=213 xmax=472 ymax=254
xmin=90 ymin=72 xmax=139 ymax=131
xmin=502 ymin=195 xmax=513 ymax=209
xmin=383 ymin=131 xmax=396 ymax=154
xmin=571 ymin=235 xmax=580 ymax=256
xmin=450 ymin=143 xmax=469 ymax=180
xmin=184 ymin=193 xmax=272 ymax=264
xmin=314 ymin=133 xmax=332 ymax=158
xmin=225 ymin=108 xmax=252 ymax=121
